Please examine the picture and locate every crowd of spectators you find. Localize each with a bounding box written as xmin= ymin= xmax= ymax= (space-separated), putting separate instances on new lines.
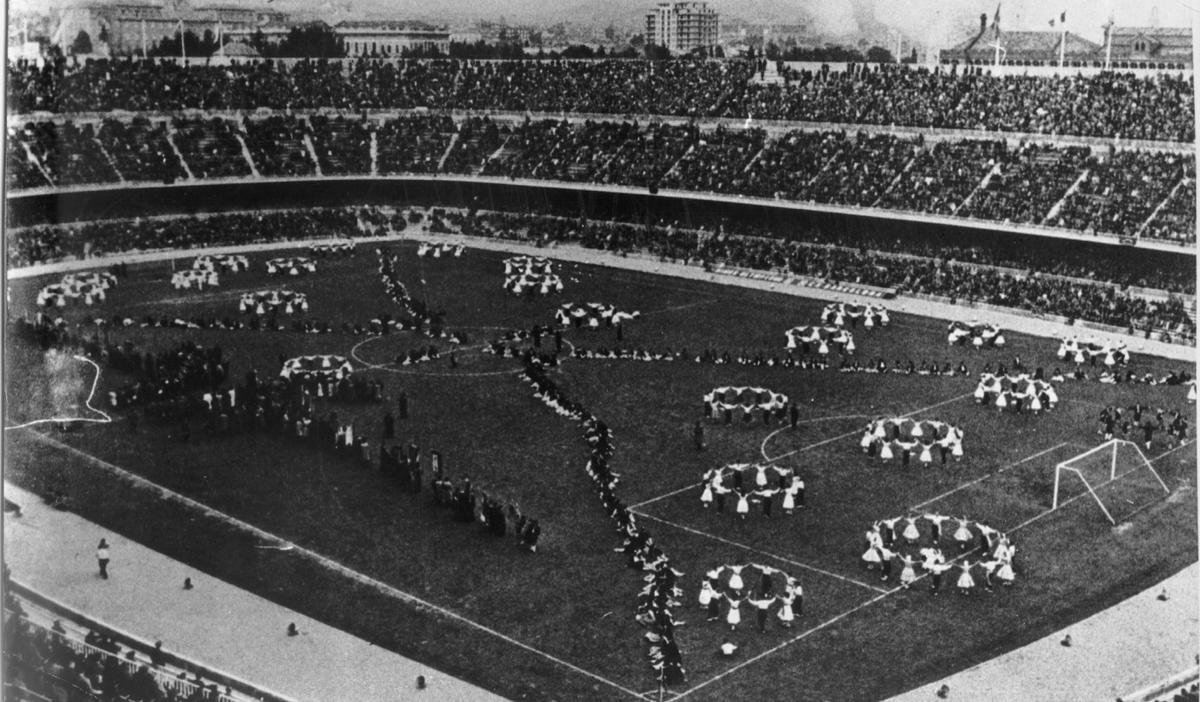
xmin=9 ymin=112 xmax=1193 ymax=243
xmin=4 ymin=587 xmax=233 ymax=702
xmin=97 ymin=117 xmax=189 ymax=185
xmin=423 ymin=208 xmax=1196 ymax=339
xmin=8 ymin=208 xmax=363 ymax=267
xmin=8 ymin=204 xmax=1194 ymax=337
xmin=7 ymin=58 xmax=1193 ymax=141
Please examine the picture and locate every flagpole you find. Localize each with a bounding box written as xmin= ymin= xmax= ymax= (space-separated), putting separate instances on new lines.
xmin=1058 ymin=14 xmax=1066 ymax=69
xmin=1104 ymin=16 xmax=1114 ymax=70
xmin=179 ymin=19 xmax=186 ymax=64
xmin=141 ymin=19 xmax=147 ymax=59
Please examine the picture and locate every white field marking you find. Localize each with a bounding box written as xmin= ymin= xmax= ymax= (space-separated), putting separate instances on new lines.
xmin=628 ymin=392 xmax=972 ymax=512
xmin=631 ymin=510 xmax=889 ymax=595
xmin=665 ymin=437 xmax=1195 ymax=700
xmin=5 ymin=355 xmax=113 ymax=431
xmin=762 ymin=391 xmax=975 ymax=464
xmin=669 ymin=588 xmax=896 ymax=701
xmin=907 ymin=442 xmax=1072 ymax=513
xmin=1007 ymin=439 xmax=1195 ymax=534
xmin=20 ymin=431 xmax=648 ymax=700
xmin=758 ymin=414 xmax=874 ymax=461
xmin=348 ymin=335 xmax=520 ymax=378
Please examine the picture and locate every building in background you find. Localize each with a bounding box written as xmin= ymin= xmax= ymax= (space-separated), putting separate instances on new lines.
xmin=1106 ymin=27 xmax=1191 ymax=68
xmin=941 ymin=29 xmax=1100 ymax=65
xmin=334 ymin=20 xmax=450 ymax=57
xmin=54 ymin=0 xmax=288 ymax=56
xmin=645 ymin=1 xmax=718 ymax=54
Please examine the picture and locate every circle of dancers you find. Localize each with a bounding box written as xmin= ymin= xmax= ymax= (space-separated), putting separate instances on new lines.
xmin=265 ymin=256 xmax=317 ymax=276
xmin=279 ymin=354 xmax=353 ymax=382
xmin=503 ymin=256 xmax=564 ymax=295
xmin=416 ymin=241 xmax=464 ymax=258
xmin=703 ymin=386 xmax=790 ymax=425
xmin=785 ymin=325 xmax=856 ymax=356
xmin=308 ymin=240 xmax=356 ymax=257
xmin=192 ymin=253 xmax=249 ymax=274
xmin=821 ymin=302 xmax=889 ymax=329
xmin=170 ymin=268 xmax=217 ymax=290
xmin=974 ymin=370 xmax=1058 ymax=414
xmin=699 ymin=564 xmax=803 ymax=632
xmin=860 ymin=417 xmax=964 ymax=465
xmin=554 ymin=302 xmax=640 ymax=329
xmin=863 ymin=515 xmax=1016 ymax=595
xmin=1057 ymin=336 xmax=1130 ymax=367
xmin=948 ymin=320 xmax=1005 ymax=348
xmin=239 ymin=290 xmax=309 ymax=315
xmin=699 ymin=463 xmax=805 ymax=518
xmin=38 ymin=274 xmax=113 ymax=307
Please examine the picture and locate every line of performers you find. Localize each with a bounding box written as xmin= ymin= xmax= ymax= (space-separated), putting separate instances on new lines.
xmin=1057 ymin=337 xmax=1130 ymax=367
xmin=702 ymin=387 xmax=790 ymax=424
xmin=973 ymin=372 xmax=1058 ymax=414
xmin=947 ymin=321 xmax=1005 ymax=348
xmin=863 ymin=515 xmax=1017 ymax=594
xmin=699 ymin=464 xmax=806 ymax=517
xmin=860 ymin=418 xmax=965 ymax=465
xmin=521 ymin=356 xmax=685 ymax=685
xmin=698 ymin=564 xmax=803 ymax=632
xmin=822 ymin=302 xmax=889 ymax=329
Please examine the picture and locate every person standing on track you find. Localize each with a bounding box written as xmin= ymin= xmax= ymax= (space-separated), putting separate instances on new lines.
xmin=96 ymin=539 xmax=110 ymax=579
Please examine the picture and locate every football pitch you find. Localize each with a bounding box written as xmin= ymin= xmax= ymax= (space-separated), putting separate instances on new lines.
xmin=5 ymin=233 xmax=1196 ymax=702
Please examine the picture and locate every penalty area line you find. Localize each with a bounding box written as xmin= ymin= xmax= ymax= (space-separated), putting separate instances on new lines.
xmin=631 ymin=510 xmax=888 ymax=595
xmin=19 ymin=431 xmax=648 ymax=700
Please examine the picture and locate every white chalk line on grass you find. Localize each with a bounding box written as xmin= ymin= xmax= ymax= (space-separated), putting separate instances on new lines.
xmin=1006 ymin=439 xmax=1195 ymax=534
xmin=630 ymin=511 xmax=888 ymax=595
xmin=761 ymin=391 xmax=975 ymax=465
xmin=758 ymin=414 xmax=873 ymax=461
xmin=667 ymin=587 xmax=897 ymax=701
xmin=348 ymin=335 xmax=521 ymax=378
xmin=20 ymin=431 xmax=648 ymax=700
xmin=664 ymin=436 xmax=1196 ymax=699
xmin=4 ymin=355 xmax=113 ymax=431
xmin=907 ymin=441 xmax=1073 ymax=513
xmin=629 ymin=392 xmax=972 ymax=512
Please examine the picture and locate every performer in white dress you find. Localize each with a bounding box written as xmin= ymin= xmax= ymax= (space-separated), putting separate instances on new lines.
xmin=699 ymin=579 xmax=717 ymax=610
xmin=862 ymin=527 xmax=883 ymax=567
xmin=953 ymin=517 xmax=973 ymax=552
xmin=902 ymin=516 xmax=921 ymax=543
xmin=727 ymin=565 xmax=745 ymax=592
xmin=735 ymin=490 xmax=751 ymax=519
xmin=899 ymin=554 xmax=918 ymax=589
xmin=724 ymin=595 xmax=744 ymax=630
xmin=956 ymin=561 xmax=975 ymax=594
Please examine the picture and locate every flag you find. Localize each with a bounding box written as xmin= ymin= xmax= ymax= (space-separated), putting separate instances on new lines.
xmin=992 ymin=3 xmax=1001 ymax=37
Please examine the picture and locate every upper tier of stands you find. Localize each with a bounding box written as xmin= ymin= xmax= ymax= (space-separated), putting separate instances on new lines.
xmin=7 ymin=58 xmax=1194 ymax=142
xmin=7 ymin=113 xmax=1196 ymax=245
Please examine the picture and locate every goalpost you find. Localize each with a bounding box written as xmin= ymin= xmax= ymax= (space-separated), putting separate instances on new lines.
xmin=1052 ymin=439 xmax=1170 ymax=525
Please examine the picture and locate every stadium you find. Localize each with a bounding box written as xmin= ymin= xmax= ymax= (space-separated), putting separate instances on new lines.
xmin=3 ymin=13 xmax=1198 ymax=702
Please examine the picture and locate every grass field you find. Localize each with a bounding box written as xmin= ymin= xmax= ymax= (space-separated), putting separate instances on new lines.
xmin=5 ymin=234 xmax=1196 ymax=702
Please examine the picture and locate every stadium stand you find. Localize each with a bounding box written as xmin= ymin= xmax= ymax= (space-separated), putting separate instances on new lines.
xmin=96 ymin=117 xmax=189 ymax=185
xmin=168 ymin=118 xmax=251 ymax=180
xmin=9 ymin=112 xmax=1192 ymax=243
xmin=6 ymin=59 xmax=1194 ymax=141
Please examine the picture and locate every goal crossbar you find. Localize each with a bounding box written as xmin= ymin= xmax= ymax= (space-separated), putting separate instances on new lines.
xmin=1051 ymin=439 xmax=1170 ymax=525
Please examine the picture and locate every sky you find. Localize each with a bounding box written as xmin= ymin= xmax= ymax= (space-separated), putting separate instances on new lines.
xmin=15 ymin=0 xmax=1198 ymax=46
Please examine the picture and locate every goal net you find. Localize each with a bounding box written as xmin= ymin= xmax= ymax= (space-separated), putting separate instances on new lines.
xmin=1052 ymin=439 xmax=1170 ymax=525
